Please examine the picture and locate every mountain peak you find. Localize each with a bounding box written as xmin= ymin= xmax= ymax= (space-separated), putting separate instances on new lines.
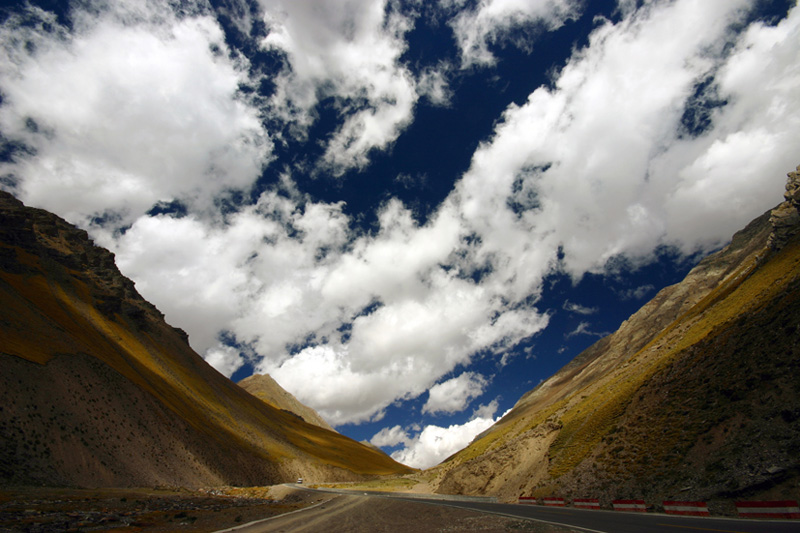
xmin=238 ymin=373 xmax=336 ymax=433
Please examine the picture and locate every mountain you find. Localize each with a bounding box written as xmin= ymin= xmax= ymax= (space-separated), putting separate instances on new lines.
xmin=238 ymin=373 xmax=336 ymax=433
xmin=0 ymin=191 xmax=413 ymax=488
xmin=429 ymin=165 xmax=800 ymax=505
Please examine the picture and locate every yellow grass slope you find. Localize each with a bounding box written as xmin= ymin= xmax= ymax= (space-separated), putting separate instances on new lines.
xmin=0 ymin=191 xmax=412 ymax=488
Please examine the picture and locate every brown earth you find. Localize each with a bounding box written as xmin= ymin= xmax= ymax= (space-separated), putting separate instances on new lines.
xmin=0 ymin=485 xmax=322 ymax=532
xmin=0 ymin=486 xmax=579 ymax=532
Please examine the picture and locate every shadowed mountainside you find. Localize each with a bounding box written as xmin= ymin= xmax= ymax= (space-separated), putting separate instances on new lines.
xmin=0 ymin=191 xmax=413 ymax=488
xmin=429 ymin=165 xmax=800 ymax=506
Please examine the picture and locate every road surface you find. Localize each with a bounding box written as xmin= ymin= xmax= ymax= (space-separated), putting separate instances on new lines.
xmin=217 ymin=486 xmax=800 ymax=533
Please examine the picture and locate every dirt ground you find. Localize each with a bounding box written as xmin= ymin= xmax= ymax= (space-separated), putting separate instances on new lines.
xmin=0 ymin=485 xmax=317 ymax=533
xmin=0 ymin=486 xmax=580 ymax=532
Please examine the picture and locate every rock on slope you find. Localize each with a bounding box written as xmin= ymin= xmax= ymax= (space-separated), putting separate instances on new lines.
xmin=430 ymin=165 xmax=800 ymax=506
xmin=0 ymin=191 xmax=413 ymax=488
xmin=238 ymin=373 xmax=336 ymax=433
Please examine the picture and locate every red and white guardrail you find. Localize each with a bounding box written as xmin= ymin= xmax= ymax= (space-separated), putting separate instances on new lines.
xmin=663 ymin=501 xmax=710 ymax=516
xmin=735 ymin=500 xmax=800 ymax=519
xmin=613 ymin=499 xmax=647 ymax=512
xmin=573 ymin=498 xmax=601 ymax=510
xmin=515 ymin=496 xmax=800 ymax=519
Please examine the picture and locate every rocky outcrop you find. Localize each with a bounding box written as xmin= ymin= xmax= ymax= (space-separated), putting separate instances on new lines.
xmin=768 ymin=164 xmax=800 ymax=250
xmin=432 ymin=164 xmax=800 ymax=508
xmin=0 ymin=191 xmax=189 ymax=341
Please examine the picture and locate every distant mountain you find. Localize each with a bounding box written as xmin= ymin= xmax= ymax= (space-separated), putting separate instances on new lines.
xmin=238 ymin=373 xmax=336 ymax=433
xmin=429 ymin=165 xmax=800 ymax=505
xmin=0 ymin=191 xmax=412 ymax=488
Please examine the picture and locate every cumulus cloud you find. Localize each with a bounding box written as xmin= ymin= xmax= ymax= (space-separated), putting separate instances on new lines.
xmin=255 ymin=200 xmax=549 ymax=425
xmin=448 ymin=0 xmax=581 ymax=67
xmin=109 ymin=189 xmax=352 ymax=357
xmin=204 ymin=345 xmax=247 ymax=378
xmin=257 ymin=0 xmax=418 ymax=174
xmin=0 ymin=2 xmax=270 ymax=228
xmin=422 ymin=372 xmax=487 ymax=415
xmin=417 ymin=64 xmax=454 ymax=106
xmin=453 ymin=0 xmax=800 ymax=285
xmin=387 ymin=400 xmax=504 ymax=469
xmin=370 ymin=424 xmax=411 ymax=448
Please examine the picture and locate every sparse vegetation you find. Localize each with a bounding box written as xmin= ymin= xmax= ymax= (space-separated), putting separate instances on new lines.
xmin=316 ymin=476 xmax=417 ymax=492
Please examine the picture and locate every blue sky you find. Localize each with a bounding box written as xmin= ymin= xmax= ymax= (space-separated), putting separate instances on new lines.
xmin=1 ymin=0 xmax=798 ymax=468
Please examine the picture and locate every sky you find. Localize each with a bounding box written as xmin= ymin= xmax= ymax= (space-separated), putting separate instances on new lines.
xmin=0 ymin=0 xmax=798 ymax=470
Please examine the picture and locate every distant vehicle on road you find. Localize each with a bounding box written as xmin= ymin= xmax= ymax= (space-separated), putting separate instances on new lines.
xmin=297 ymin=478 xmax=303 ymax=484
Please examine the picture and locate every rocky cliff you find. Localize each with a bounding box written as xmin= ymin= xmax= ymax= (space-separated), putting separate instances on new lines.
xmin=430 ymin=165 xmax=800 ymax=509
xmin=0 ymin=191 xmax=412 ymax=488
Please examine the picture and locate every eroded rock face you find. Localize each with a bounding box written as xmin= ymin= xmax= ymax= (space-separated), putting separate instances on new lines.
xmin=768 ymin=165 xmax=800 ymax=250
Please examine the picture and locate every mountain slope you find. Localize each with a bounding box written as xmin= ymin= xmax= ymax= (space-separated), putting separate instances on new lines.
xmin=430 ymin=165 xmax=800 ymax=505
xmin=238 ymin=373 xmax=336 ymax=432
xmin=0 ymin=191 xmax=413 ymax=488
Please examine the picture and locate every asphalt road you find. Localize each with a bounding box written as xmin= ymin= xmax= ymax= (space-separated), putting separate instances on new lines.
xmin=421 ymin=499 xmax=800 ymax=533
xmin=221 ymin=486 xmax=800 ymax=533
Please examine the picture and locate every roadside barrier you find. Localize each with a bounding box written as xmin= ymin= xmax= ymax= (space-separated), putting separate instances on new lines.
xmin=518 ymin=497 xmax=536 ymax=505
xmin=573 ymin=498 xmax=601 ymax=510
xmin=613 ymin=499 xmax=646 ymax=512
xmin=663 ymin=501 xmax=710 ymax=516
xmin=735 ymin=500 xmax=800 ymax=519
xmin=542 ymin=497 xmax=566 ymax=507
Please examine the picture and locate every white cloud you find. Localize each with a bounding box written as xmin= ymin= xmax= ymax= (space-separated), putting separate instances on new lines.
xmin=388 ymin=400 xmax=503 ymax=469
xmin=417 ymin=64 xmax=454 ymax=106
xmin=423 ymin=372 xmax=487 ymax=415
xmin=562 ymin=300 xmax=597 ymax=315
xmin=566 ymin=321 xmax=606 ymax=339
xmin=204 ymin=345 xmax=246 ymax=377
xmin=108 ymin=189 xmax=353 ymax=358
xmin=0 ymin=3 xmax=270 ymax=228
xmin=659 ymin=4 xmax=800 ymax=251
xmin=448 ymin=0 xmax=581 ymax=67
xmin=471 ymin=399 xmax=500 ymax=420
xmin=618 ymin=284 xmax=655 ymax=301
xmin=257 ymin=0 xmax=418 ymax=174
xmin=452 ymin=0 xmax=799 ymax=285
xmin=370 ymin=425 xmax=411 ymax=448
